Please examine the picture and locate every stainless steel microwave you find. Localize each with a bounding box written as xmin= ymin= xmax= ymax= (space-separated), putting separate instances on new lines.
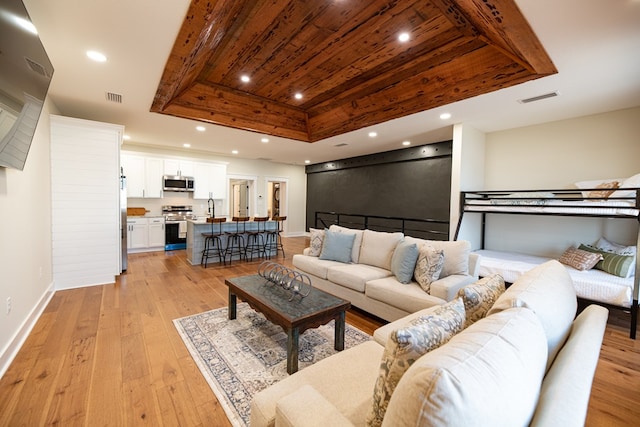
xmin=163 ymin=175 xmax=195 ymax=192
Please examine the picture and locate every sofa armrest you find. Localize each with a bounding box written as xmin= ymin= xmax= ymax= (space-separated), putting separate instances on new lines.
xmin=468 ymin=252 xmax=481 ymax=278
xmin=529 ymin=305 xmax=609 ymax=427
xmin=429 ymin=274 xmax=477 ymax=301
xmin=303 ymin=247 xmax=311 ymax=256
xmin=275 ymin=385 xmax=354 ymax=427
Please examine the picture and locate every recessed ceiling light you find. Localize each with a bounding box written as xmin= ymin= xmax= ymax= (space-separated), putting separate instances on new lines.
xmin=402 ymin=141 xmax=411 ymax=146
xmin=86 ymin=50 xmax=107 ymax=62
xmin=398 ymin=32 xmax=410 ymax=42
xmin=240 ymin=75 xmax=250 ymax=83
xmin=368 ymin=131 xmax=377 ymax=138
xmin=304 ymin=160 xmax=311 ymax=164
xmin=294 ymin=93 xmax=303 ymax=100
xmin=122 ymin=134 xmax=131 ymax=140
xmin=196 ymin=125 xmax=205 ymax=132
xmin=232 ymin=150 xmax=239 ymax=155
xmin=261 ymin=137 xmax=269 ymax=143
xmin=439 ymin=112 xmax=452 ymax=120
xmin=183 ymin=143 xmax=191 ymax=148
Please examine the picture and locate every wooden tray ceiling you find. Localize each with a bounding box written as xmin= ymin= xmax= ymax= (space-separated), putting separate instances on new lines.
xmin=151 ymin=0 xmax=556 ymax=142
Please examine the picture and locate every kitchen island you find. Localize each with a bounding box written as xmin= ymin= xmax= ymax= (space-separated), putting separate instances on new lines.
xmin=186 ymin=218 xmax=278 ymax=265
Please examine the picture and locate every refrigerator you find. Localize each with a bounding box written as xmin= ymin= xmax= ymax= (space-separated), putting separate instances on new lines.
xmin=120 ymin=168 xmax=128 ymax=272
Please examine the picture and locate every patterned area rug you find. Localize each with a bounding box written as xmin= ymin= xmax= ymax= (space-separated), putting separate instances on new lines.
xmin=173 ymin=302 xmax=371 ymax=427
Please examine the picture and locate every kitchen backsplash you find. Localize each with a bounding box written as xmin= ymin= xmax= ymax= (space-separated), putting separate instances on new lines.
xmin=128 ymin=193 xmax=224 ymax=218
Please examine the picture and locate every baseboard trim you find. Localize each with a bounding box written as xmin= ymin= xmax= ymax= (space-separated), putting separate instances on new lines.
xmin=0 ymin=282 xmax=55 ymax=378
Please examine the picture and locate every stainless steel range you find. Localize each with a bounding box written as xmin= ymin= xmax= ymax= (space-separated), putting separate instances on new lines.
xmin=162 ymin=205 xmax=194 ymax=250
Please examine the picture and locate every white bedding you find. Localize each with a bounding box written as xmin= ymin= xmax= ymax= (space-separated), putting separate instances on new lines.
xmin=464 ymin=199 xmax=639 ymax=217
xmin=475 ymin=249 xmax=634 ymax=307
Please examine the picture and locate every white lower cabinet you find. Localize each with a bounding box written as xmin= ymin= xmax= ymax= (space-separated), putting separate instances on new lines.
xmin=127 ymin=217 xmax=165 ymax=252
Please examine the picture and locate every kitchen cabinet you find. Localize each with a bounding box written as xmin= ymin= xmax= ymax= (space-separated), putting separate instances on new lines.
xmin=193 ymin=162 xmax=227 ymax=200
xmin=127 ymin=218 xmax=149 ymax=250
xmin=148 ymin=217 xmax=166 ymax=248
xmin=164 ymin=159 xmax=194 ymax=177
xmin=121 ymin=154 xmax=163 ymax=198
xmin=127 ymin=217 xmax=165 ymax=252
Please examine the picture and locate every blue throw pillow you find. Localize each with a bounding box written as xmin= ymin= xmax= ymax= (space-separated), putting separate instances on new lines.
xmin=319 ymin=229 xmax=356 ymax=263
xmin=391 ymin=240 xmax=420 ymax=283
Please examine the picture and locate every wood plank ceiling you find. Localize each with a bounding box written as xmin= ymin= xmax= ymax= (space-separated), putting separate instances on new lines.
xmin=151 ymin=0 xmax=556 ymax=142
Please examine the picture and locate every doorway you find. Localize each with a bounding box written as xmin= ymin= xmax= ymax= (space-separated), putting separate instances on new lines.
xmin=266 ymin=179 xmax=287 ymax=220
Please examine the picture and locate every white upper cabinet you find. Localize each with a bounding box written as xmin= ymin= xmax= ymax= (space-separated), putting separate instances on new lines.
xmin=121 ymin=154 xmax=163 ymax=198
xmin=193 ymin=162 xmax=227 ymax=200
xmin=164 ymin=159 xmax=194 ymax=177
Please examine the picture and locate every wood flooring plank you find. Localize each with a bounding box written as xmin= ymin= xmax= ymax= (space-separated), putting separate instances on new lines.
xmin=122 ymin=376 xmax=163 ymax=426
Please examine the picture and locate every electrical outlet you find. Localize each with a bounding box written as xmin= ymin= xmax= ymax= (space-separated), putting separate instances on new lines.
xmin=6 ymin=297 xmax=11 ymax=315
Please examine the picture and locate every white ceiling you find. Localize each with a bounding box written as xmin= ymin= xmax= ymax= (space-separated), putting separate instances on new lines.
xmin=23 ymin=0 xmax=640 ymax=166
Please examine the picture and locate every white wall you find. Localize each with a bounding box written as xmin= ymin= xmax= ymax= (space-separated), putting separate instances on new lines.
xmin=0 ymin=100 xmax=57 ymax=377
xmin=122 ymin=144 xmax=307 ymax=236
xmin=479 ymin=107 xmax=640 ymax=256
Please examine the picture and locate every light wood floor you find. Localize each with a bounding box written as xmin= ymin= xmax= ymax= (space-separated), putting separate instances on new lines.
xmin=0 ymin=236 xmax=638 ymax=426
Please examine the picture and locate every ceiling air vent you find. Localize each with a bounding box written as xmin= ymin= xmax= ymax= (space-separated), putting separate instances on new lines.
xmin=518 ymin=91 xmax=559 ymax=104
xmin=334 ymin=143 xmax=348 ymax=147
xmin=24 ymin=57 xmax=51 ymax=77
xmin=106 ymin=92 xmax=123 ymax=103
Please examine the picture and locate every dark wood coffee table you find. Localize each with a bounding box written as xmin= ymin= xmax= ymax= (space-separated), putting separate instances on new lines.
xmin=225 ymin=274 xmax=351 ymax=374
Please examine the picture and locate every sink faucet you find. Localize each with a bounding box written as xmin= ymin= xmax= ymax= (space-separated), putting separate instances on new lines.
xmin=208 ymin=198 xmax=215 ymax=218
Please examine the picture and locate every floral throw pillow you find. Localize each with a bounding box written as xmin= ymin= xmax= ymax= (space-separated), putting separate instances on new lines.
xmin=414 ymin=245 xmax=445 ymax=293
xmin=308 ymin=228 xmax=325 ymax=257
xmin=457 ymin=274 xmax=506 ymax=326
xmin=366 ymin=298 xmax=465 ymax=427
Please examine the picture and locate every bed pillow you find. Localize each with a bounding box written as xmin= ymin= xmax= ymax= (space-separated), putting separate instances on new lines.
xmin=558 ymin=247 xmax=603 ymax=271
xmin=318 ymin=229 xmax=355 ymax=263
xmin=587 ymin=181 xmax=619 ymax=198
xmin=390 ymin=240 xmax=420 ymax=284
xmin=414 ymin=246 xmax=445 ymax=292
xmin=308 ymin=228 xmax=325 ymax=257
xmin=578 ymin=244 xmax=635 ymax=278
xmin=611 ymin=172 xmax=640 ymax=198
xmin=367 ymin=298 xmax=465 ymax=427
xmin=593 ymin=237 xmax=637 ymax=256
xmin=574 ymin=178 xmax=623 ymax=198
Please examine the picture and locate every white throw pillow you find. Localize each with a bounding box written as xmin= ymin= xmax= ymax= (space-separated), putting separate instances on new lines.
xmin=308 ymin=228 xmax=325 ymax=257
xmin=359 ymin=229 xmax=404 ymax=270
xmin=413 ymin=246 xmax=444 ymax=293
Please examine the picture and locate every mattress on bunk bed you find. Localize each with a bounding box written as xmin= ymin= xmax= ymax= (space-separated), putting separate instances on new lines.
xmin=475 ymin=249 xmax=633 ymax=308
xmin=464 ymin=199 xmax=639 ymax=216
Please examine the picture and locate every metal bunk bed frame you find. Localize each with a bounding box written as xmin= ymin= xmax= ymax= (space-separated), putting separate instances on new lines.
xmin=453 ymin=188 xmax=640 ymax=339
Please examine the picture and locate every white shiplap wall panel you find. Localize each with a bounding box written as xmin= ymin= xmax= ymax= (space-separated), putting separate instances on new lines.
xmin=50 ymin=115 xmax=123 ymax=290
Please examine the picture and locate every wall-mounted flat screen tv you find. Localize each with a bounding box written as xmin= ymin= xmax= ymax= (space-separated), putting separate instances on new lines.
xmin=0 ymin=0 xmax=53 ymax=170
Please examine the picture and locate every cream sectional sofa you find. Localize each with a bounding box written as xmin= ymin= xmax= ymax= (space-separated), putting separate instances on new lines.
xmin=251 ymin=260 xmax=609 ymax=427
xmin=292 ymin=225 xmax=480 ymax=322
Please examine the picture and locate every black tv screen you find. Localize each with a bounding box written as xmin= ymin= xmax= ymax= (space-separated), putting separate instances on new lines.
xmin=0 ymin=0 xmax=53 ymax=170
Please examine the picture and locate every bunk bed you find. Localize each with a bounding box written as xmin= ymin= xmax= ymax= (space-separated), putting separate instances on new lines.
xmin=454 ymin=185 xmax=640 ymax=339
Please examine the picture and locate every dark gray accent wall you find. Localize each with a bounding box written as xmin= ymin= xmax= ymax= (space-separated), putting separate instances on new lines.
xmin=305 ymin=141 xmax=453 ymax=233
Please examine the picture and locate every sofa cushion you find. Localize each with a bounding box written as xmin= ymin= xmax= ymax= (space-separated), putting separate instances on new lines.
xmin=359 ymin=230 xmax=404 ymax=270
xmin=365 ymin=277 xmax=446 ymax=313
xmin=367 ymin=298 xmax=465 ymax=427
xmin=308 ymin=228 xmax=325 ymax=257
xmin=413 ymin=245 xmax=445 ymax=292
xmin=405 ymin=238 xmax=471 ymax=278
xmin=327 ymin=264 xmax=392 ymax=293
xmin=319 ymin=229 xmax=356 ymax=263
xmin=487 ymin=260 xmax=577 ymax=372
xmin=293 ymin=254 xmax=345 ymax=280
xmin=250 ymin=340 xmax=383 ymax=427
xmin=457 ymin=273 xmax=506 ymax=326
xmin=390 ymin=240 xmax=419 ymax=284
xmin=330 ymin=225 xmax=365 ymax=264
xmin=383 ymin=307 xmax=548 ymax=427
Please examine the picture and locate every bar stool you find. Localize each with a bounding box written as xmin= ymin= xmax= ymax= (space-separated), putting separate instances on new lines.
xmin=264 ymin=215 xmax=286 ymax=259
xmin=201 ymin=217 xmax=226 ymax=267
xmin=245 ymin=217 xmax=269 ymax=261
xmin=225 ymin=216 xmax=249 ymax=264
